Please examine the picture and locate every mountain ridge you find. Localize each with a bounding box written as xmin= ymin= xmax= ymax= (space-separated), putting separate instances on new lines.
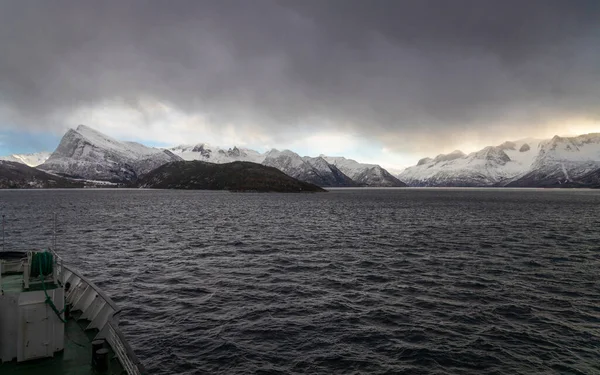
xmin=38 ymin=125 xmax=182 ymax=182
xmin=321 ymin=156 xmax=407 ymax=187
xmin=400 ymin=134 xmax=600 ymax=187
xmin=4 ymin=125 xmax=600 ymax=188
xmin=4 ymin=125 xmax=403 ymax=187
xmin=168 ymin=142 xmax=403 ymax=187
xmin=0 ymin=152 xmax=51 ymax=167
xmin=504 ymin=133 xmax=600 ymax=187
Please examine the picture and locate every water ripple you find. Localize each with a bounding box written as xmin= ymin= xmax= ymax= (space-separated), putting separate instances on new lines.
xmin=1 ymin=188 xmax=599 ymax=374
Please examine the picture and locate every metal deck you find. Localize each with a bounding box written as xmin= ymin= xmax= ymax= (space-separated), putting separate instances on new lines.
xmin=1 ymin=273 xmax=24 ymax=293
xmin=1 ymin=272 xmax=59 ymax=293
xmin=1 ymin=251 xmax=146 ymax=375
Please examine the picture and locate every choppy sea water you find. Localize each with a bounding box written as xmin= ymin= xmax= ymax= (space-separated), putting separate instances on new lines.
xmin=1 ymin=188 xmax=599 ymax=375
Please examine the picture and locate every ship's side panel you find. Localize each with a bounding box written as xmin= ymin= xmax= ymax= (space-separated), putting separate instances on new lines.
xmin=51 ymin=288 xmax=65 ymax=353
xmin=16 ymin=289 xmax=65 ymax=362
xmin=0 ymin=294 xmax=18 ymax=362
xmin=19 ymin=303 xmax=51 ymax=361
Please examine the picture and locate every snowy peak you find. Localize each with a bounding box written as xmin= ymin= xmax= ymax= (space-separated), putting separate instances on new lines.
xmin=530 ymin=133 xmax=600 ymax=171
xmin=265 ymin=149 xmax=299 ymax=159
xmin=262 ymin=150 xmax=356 ymax=187
xmin=399 ymin=139 xmax=540 ymax=187
xmin=303 ymin=156 xmax=358 ymax=187
xmin=401 ymin=133 xmax=600 ymax=187
xmin=171 ymin=143 xmax=354 ymax=186
xmin=433 ymin=150 xmax=465 ymax=163
xmin=507 ymin=133 xmax=600 ymax=186
xmin=303 ymin=156 xmax=332 ymax=171
xmin=498 ymin=141 xmax=516 ymax=150
xmin=537 ymin=133 xmax=600 ymax=162
xmin=169 ymin=143 xmax=265 ymax=164
xmin=76 ymin=124 xmax=119 ymax=145
xmin=39 ymin=125 xmax=181 ymax=182
xmin=0 ymin=152 xmax=51 ymax=167
xmin=169 ymin=143 xmax=400 ymax=186
xmin=263 ymin=149 xmax=305 ymax=170
xmin=227 ymin=146 xmax=243 ymax=158
xmin=76 ymin=124 xmax=99 ymax=133
xmin=66 ymin=125 xmax=162 ymax=159
xmin=467 ymin=146 xmax=510 ymax=165
xmin=417 ymin=157 xmax=432 ymax=166
xmin=322 ymin=156 xmax=406 ymax=187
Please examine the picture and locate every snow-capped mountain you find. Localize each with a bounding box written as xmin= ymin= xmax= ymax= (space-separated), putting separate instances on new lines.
xmin=170 ymin=144 xmax=404 ymax=187
xmin=322 ymin=156 xmax=406 ymax=187
xmin=400 ymin=134 xmax=600 ymax=187
xmin=505 ymin=134 xmax=600 ymax=187
xmin=399 ymin=139 xmax=542 ymax=186
xmin=39 ymin=125 xmax=181 ymax=182
xmin=0 ymin=152 xmax=51 ymax=167
xmin=27 ymin=125 xmax=403 ymax=186
xmin=170 ymin=144 xmax=265 ymax=164
xmin=262 ymin=149 xmax=356 ymax=187
xmin=6 ymin=124 xmax=599 ymax=188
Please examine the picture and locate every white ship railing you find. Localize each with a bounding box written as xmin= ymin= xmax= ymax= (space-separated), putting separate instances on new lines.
xmin=52 ymin=250 xmax=146 ymax=375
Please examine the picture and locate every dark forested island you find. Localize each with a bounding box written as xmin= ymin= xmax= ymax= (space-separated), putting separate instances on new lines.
xmin=136 ymin=160 xmax=326 ymax=192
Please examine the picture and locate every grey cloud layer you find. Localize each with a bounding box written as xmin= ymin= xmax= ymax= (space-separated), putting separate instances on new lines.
xmin=1 ymin=0 xmax=599 ymax=150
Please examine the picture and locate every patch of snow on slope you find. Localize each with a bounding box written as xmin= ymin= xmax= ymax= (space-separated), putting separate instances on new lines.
xmin=537 ymin=134 xmax=600 ymax=163
xmin=75 ymin=125 xmax=159 ymax=159
xmin=169 ymin=144 xmax=265 ymax=164
xmin=302 ymin=155 xmax=335 ymax=173
xmin=321 ymin=156 xmax=377 ymax=178
xmin=399 ymin=139 xmax=543 ymax=186
xmin=504 ymin=134 xmax=600 ymax=186
xmin=0 ymin=152 xmax=51 ymax=167
xmin=39 ymin=125 xmax=180 ymax=181
xmin=264 ymin=149 xmax=306 ymax=170
xmin=322 ymin=155 xmax=405 ymax=186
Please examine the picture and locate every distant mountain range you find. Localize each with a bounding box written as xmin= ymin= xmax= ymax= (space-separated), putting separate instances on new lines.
xmin=0 ymin=152 xmax=50 ymax=167
xmin=399 ymin=134 xmax=600 ymax=188
xmin=504 ymin=134 xmax=600 ymax=187
xmin=1 ymin=125 xmax=599 ymax=188
xmin=13 ymin=125 xmax=402 ymax=187
xmin=169 ymin=141 xmax=404 ymax=187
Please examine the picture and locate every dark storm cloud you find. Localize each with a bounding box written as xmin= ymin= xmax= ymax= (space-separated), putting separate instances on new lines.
xmin=1 ymin=0 xmax=599 ymax=150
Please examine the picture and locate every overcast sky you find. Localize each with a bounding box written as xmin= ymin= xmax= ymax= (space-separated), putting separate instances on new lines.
xmin=1 ymin=0 xmax=600 ymax=169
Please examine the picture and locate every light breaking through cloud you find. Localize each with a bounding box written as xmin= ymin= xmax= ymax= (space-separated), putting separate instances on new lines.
xmin=1 ymin=0 xmax=600 ymax=166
